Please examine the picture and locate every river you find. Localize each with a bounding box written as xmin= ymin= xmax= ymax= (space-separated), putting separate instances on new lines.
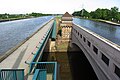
xmin=0 ymin=16 xmax=53 ymax=55
xmin=73 ymin=18 xmax=120 ymax=46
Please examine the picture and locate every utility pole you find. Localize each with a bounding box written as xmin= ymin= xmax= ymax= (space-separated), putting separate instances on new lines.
xmin=74 ymin=9 xmax=75 ymax=12
xmin=81 ymin=4 xmax=84 ymax=17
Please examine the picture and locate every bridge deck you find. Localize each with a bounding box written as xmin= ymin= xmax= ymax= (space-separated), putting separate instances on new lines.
xmin=0 ymin=20 xmax=54 ymax=75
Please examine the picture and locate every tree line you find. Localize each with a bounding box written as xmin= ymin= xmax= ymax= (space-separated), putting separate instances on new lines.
xmin=72 ymin=7 xmax=120 ymax=22
xmin=0 ymin=12 xmax=51 ymax=20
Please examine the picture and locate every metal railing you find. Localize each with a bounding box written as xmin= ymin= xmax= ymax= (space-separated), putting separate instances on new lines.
xmin=51 ymin=20 xmax=57 ymax=40
xmin=0 ymin=19 xmax=55 ymax=80
xmin=0 ymin=69 xmax=24 ymax=80
xmin=32 ymin=69 xmax=47 ymax=80
xmin=31 ymin=62 xmax=57 ymax=80
xmin=29 ymin=22 xmax=54 ymax=73
xmin=32 ymin=28 xmax=52 ymax=62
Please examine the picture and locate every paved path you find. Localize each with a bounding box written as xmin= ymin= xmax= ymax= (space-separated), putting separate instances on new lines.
xmin=0 ymin=20 xmax=54 ymax=75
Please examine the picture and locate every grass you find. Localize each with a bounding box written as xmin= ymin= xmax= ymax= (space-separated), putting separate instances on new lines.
xmin=56 ymin=16 xmax=61 ymax=19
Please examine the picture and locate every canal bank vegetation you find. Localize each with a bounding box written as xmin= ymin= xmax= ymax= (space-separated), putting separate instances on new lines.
xmin=72 ymin=6 xmax=120 ymax=24
xmin=0 ymin=12 xmax=52 ymax=22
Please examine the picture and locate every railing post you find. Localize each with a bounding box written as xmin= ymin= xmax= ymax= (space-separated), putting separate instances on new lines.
xmin=0 ymin=69 xmax=24 ymax=80
xmin=22 ymin=70 xmax=24 ymax=80
xmin=29 ymin=63 xmax=32 ymax=74
xmin=13 ymin=71 xmax=17 ymax=80
xmin=54 ymin=62 xmax=57 ymax=80
xmin=0 ymin=70 xmax=1 ymax=80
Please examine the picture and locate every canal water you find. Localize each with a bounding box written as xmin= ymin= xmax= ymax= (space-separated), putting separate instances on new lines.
xmin=41 ymin=52 xmax=98 ymax=80
xmin=73 ymin=18 xmax=120 ymax=46
xmin=1 ymin=17 xmax=120 ymax=55
xmin=0 ymin=16 xmax=53 ymax=55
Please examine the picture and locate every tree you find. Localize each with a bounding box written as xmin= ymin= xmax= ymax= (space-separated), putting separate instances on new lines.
xmin=110 ymin=7 xmax=119 ymax=21
xmin=72 ymin=9 xmax=90 ymax=18
xmin=87 ymin=7 xmax=120 ymax=21
xmin=72 ymin=11 xmax=81 ymax=16
xmin=90 ymin=8 xmax=102 ymax=19
xmin=116 ymin=12 xmax=120 ymax=21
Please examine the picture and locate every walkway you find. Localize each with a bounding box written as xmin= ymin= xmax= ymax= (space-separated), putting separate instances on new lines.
xmin=0 ymin=20 xmax=54 ymax=75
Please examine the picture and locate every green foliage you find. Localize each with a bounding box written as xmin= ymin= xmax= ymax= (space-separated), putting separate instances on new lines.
xmin=0 ymin=12 xmax=51 ymax=20
xmin=72 ymin=9 xmax=90 ymax=18
xmin=116 ymin=12 xmax=120 ymax=20
xmin=90 ymin=8 xmax=111 ymax=20
xmin=72 ymin=6 xmax=120 ymax=22
xmin=58 ymin=26 xmax=62 ymax=36
xmin=29 ymin=12 xmax=50 ymax=17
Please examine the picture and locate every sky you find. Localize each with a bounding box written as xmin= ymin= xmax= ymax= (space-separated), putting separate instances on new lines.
xmin=0 ymin=0 xmax=120 ymax=14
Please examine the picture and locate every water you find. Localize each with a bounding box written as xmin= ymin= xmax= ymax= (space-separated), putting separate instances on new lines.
xmin=73 ymin=18 xmax=120 ymax=46
xmin=41 ymin=52 xmax=98 ymax=80
xmin=0 ymin=16 xmax=53 ymax=55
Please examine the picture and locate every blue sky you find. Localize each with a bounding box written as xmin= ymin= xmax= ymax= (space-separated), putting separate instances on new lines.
xmin=0 ymin=0 xmax=120 ymax=14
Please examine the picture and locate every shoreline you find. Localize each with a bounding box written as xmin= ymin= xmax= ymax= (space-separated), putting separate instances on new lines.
xmin=94 ymin=19 xmax=120 ymax=26
xmin=0 ymin=16 xmax=48 ymax=23
xmin=0 ymin=18 xmax=30 ymax=23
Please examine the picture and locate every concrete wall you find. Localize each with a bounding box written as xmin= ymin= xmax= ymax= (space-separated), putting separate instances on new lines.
xmin=61 ymin=21 xmax=72 ymax=24
xmin=71 ymin=23 xmax=120 ymax=80
xmin=62 ymin=17 xmax=73 ymax=21
xmin=61 ymin=26 xmax=72 ymax=39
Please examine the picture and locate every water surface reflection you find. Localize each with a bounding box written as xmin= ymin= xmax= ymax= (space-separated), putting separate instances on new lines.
xmin=0 ymin=16 xmax=53 ymax=55
xmin=73 ymin=18 xmax=120 ymax=46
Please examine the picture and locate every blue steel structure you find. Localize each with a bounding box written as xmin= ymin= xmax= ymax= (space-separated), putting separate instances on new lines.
xmin=51 ymin=20 xmax=57 ymax=41
xmin=0 ymin=69 xmax=24 ymax=80
xmin=0 ymin=19 xmax=58 ymax=80
xmin=29 ymin=19 xmax=55 ymax=73
xmin=32 ymin=69 xmax=47 ymax=80
xmin=32 ymin=62 xmax=57 ymax=80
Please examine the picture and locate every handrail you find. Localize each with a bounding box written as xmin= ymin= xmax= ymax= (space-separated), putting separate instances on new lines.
xmin=32 ymin=69 xmax=47 ymax=80
xmin=53 ymin=62 xmax=57 ymax=80
xmin=51 ymin=20 xmax=57 ymax=40
xmin=29 ymin=21 xmax=54 ymax=73
xmin=31 ymin=62 xmax=57 ymax=80
xmin=0 ymin=69 xmax=24 ymax=80
xmin=32 ymin=25 xmax=53 ymax=62
xmin=24 ymin=18 xmax=54 ymax=64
